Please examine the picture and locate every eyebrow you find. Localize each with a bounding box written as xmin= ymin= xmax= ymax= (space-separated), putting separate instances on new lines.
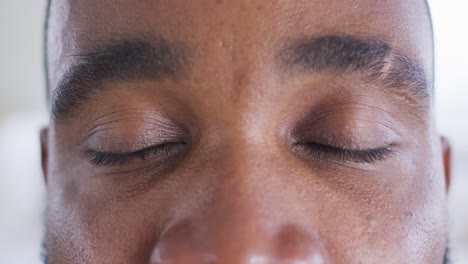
xmin=279 ymin=35 xmax=430 ymax=102
xmin=51 ymin=35 xmax=430 ymax=120
xmin=51 ymin=37 xmax=188 ymax=120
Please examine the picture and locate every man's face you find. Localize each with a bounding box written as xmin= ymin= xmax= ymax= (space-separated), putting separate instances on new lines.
xmin=42 ymin=0 xmax=451 ymax=263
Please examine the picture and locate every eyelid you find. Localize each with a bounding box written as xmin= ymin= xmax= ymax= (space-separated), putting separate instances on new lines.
xmin=87 ymin=141 xmax=186 ymax=167
xmin=295 ymin=141 xmax=394 ymax=164
xmin=80 ymin=109 xmax=192 ymax=152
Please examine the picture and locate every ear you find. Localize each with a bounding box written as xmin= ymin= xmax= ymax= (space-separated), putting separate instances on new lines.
xmin=40 ymin=127 xmax=49 ymax=184
xmin=440 ymin=137 xmax=451 ymax=193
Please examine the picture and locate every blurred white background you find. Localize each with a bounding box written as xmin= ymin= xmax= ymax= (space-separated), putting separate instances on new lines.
xmin=0 ymin=0 xmax=466 ymax=263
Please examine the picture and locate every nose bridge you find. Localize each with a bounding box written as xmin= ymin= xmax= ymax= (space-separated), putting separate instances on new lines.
xmin=151 ymin=140 xmax=330 ymax=263
xmin=210 ymin=142 xmax=279 ymax=243
xmin=211 ymin=132 xmax=286 ymax=224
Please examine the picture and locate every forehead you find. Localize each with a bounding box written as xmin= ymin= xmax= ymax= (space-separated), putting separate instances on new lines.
xmin=47 ymin=0 xmax=433 ymax=91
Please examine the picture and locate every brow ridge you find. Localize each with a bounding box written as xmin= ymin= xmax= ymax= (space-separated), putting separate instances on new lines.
xmin=279 ymin=35 xmax=430 ymax=101
xmin=51 ymin=37 xmax=188 ymax=120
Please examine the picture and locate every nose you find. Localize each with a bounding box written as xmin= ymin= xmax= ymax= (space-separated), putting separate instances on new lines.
xmin=148 ymin=148 xmax=329 ymax=264
xmin=150 ymin=167 xmax=330 ymax=264
xmin=150 ymin=220 xmax=328 ymax=264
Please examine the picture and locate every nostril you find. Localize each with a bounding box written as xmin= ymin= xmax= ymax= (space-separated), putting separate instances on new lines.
xmin=273 ymin=224 xmax=329 ymax=264
xmin=150 ymin=246 xmax=217 ymax=264
xmin=150 ymin=220 xmax=328 ymax=264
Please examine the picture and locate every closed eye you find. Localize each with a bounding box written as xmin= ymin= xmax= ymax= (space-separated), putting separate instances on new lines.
xmin=87 ymin=141 xmax=186 ymax=167
xmin=297 ymin=142 xmax=394 ymax=164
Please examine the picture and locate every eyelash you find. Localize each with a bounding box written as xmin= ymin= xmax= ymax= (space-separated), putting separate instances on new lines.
xmin=298 ymin=142 xmax=393 ymax=164
xmin=88 ymin=143 xmax=182 ymax=167
xmin=88 ymin=141 xmax=391 ymax=167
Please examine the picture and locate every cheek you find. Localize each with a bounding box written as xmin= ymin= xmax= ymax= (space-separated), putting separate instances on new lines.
xmin=401 ymin=135 xmax=448 ymax=261
xmin=284 ymin=147 xmax=447 ymax=262
xmin=45 ymin=171 xmax=174 ymax=264
xmin=44 ymin=125 xmax=448 ymax=263
xmin=45 ymin=130 xmax=206 ymax=263
xmin=44 ymin=139 xmax=163 ymax=263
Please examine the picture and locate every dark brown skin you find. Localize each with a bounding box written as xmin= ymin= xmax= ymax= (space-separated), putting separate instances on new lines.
xmin=42 ymin=0 xmax=452 ymax=263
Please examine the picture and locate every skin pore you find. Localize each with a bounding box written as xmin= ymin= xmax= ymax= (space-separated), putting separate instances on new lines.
xmin=42 ymin=0 xmax=452 ymax=263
